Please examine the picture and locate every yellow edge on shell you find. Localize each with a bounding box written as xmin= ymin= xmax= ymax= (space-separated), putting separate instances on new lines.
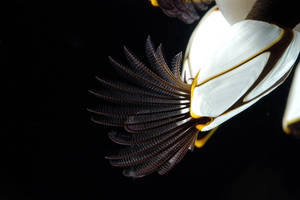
xmin=195 ymin=127 xmax=218 ymax=148
xmin=149 ymin=0 xmax=159 ymax=6
xmin=190 ymin=71 xmax=201 ymax=119
xmin=150 ymin=0 xmax=211 ymax=7
xmin=284 ymin=117 xmax=300 ymax=134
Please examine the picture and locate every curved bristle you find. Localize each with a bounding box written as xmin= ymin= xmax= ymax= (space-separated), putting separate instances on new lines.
xmin=124 ymin=45 xmax=189 ymax=93
xmin=107 ymin=131 xmax=133 ymax=145
xmin=108 ymin=56 xmax=189 ymax=97
xmin=145 ymin=37 xmax=184 ymax=87
xmin=106 ymin=124 xmax=195 ymax=160
xmin=122 ymin=131 xmax=195 ymax=178
xmin=95 ymin=75 xmax=188 ymax=100
xmin=158 ymin=130 xmax=198 ymax=175
xmin=171 ymin=52 xmax=183 ymax=80
xmin=124 ymin=113 xmax=190 ymax=133
xmin=108 ymin=126 xmax=193 ymax=167
xmin=155 ymin=45 xmax=189 ymax=89
xmin=125 ymin=108 xmax=189 ymax=126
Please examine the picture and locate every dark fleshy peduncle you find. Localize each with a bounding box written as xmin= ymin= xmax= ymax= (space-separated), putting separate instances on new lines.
xmin=247 ymin=0 xmax=300 ymax=29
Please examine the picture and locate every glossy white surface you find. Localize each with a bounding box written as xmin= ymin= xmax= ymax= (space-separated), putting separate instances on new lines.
xmin=245 ymin=31 xmax=300 ymax=102
xmin=191 ymin=52 xmax=269 ymax=117
xmin=283 ymin=59 xmax=300 ymax=133
xmin=196 ymin=20 xmax=282 ymax=83
xmin=182 ymin=6 xmax=230 ymax=84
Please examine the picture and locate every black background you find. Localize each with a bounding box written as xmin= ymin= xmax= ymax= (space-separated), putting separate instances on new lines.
xmin=2 ymin=1 xmax=300 ymax=199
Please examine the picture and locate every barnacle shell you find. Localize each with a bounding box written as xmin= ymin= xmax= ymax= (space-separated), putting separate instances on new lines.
xmin=183 ymin=6 xmax=300 ymax=132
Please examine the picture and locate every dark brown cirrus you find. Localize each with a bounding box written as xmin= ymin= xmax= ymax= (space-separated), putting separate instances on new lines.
xmin=152 ymin=0 xmax=215 ymax=24
xmin=88 ymin=37 xmax=212 ymax=177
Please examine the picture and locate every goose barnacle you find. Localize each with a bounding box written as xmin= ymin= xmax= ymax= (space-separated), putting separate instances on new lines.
xmin=183 ymin=0 xmax=300 ymax=137
xmin=89 ymin=0 xmax=300 ymax=177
